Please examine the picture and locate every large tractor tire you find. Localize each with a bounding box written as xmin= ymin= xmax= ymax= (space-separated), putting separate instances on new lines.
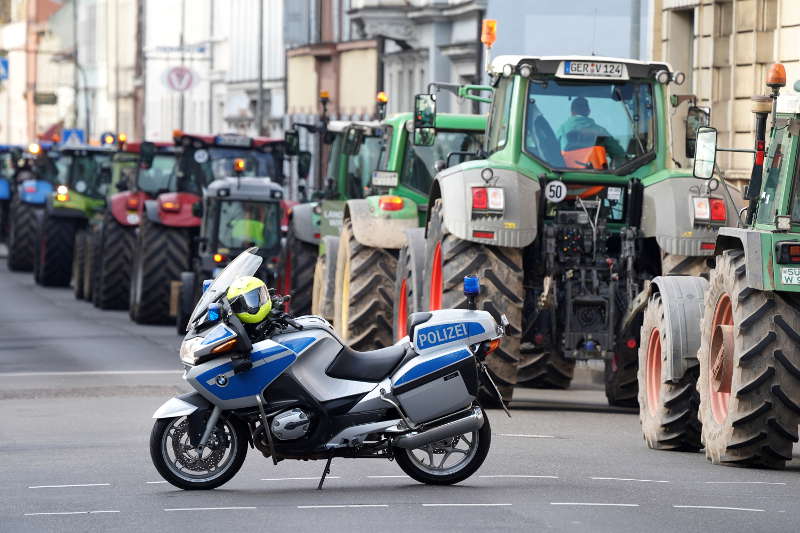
xmin=36 ymin=215 xmax=76 ymax=287
xmin=393 ymin=228 xmax=425 ymax=342
xmin=423 ymin=199 xmax=522 ymax=403
xmin=697 ymin=250 xmax=800 ymax=468
xmin=662 ymin=252 xmax=708 ymax=277
xmin=604 ymin=319 xmax=642 ymax=407
xmin=311 ymin=235 xmax=339 ymax=321
xmin=638 ymin=292 xmax=702 ymax=451
xmin=334 ymin=219 xmax=396 ymax=351
xmin=129 ymin=216 xmax=189 ymax=324
xmin=82 ymin=229 xmax=96 ymax=303
xmin=94 ymin=213 xmax=136 ymax=310
xmin=72 ymin=230 xmax=87 ymax=299
xmin=517 ymin=345 xmax=575 ymax=390
xmin=6 ymin=201 xmax=37 ymax=271
xmin=284 ymin=229 xmax=316 ymax=316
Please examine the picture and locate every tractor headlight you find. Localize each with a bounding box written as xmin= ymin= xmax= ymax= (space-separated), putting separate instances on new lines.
xmin=179 ymin=337 xmax=204 ymax=365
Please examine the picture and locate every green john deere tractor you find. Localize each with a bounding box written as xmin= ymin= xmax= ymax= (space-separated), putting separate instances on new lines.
xmin=637 ymin=65 xmax=800 ymax=469
xmin=410 ymin=55 xmax=742 ymax=403
xmin=332 ymin=111 xmax=486 ymax=351
xmin=34 ymin=146 xmax=114 ymax=287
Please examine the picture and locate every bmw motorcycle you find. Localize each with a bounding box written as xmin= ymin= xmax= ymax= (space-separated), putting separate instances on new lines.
xmin=150 ymin=247 xmax=508 ymax=490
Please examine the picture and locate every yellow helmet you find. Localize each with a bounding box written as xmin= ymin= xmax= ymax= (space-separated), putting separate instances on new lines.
xmin=226 ymin=276 xmax=271 ymax=324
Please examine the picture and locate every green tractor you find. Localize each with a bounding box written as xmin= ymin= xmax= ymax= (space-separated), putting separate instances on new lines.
xmin=331 ymin=112 xmax=486 ymax=351
xmin=410 ymin=56 xmax=742 ymax=403
xmin=34 ymin=145 xmax=114 ymax=287
xmin=637 ymin=65 xmax=800 ymax=468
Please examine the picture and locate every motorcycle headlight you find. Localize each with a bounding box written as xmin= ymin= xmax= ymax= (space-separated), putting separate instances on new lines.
xmin=179 ymin=337 xmax=205 ymax=365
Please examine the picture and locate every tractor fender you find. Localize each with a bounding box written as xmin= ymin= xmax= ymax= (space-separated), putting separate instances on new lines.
xmin=109 ymin=191 xmax=146 ymax=226
xmin=19 ymin=179 xmax=52 ymax=205
xmin=640 ymin=177 xmax=743 ymax=256
xmin=431 ymin=164 xmax=539 ymax=248
xmin=289 ymin=202 xmax=320 ymax=245
xmin=715 ymin=226 xmax=765 ymax=290
xmin=345 ymin=198 xmax=417 ymax=249
xmin=0 ymin=177 xmax=10 ymax=200
xmin=649 ymin=275 xmax=708 ymax=382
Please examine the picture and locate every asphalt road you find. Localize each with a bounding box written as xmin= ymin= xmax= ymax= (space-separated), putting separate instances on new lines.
xmin=1 ymin=259 xmax=799 ymax=533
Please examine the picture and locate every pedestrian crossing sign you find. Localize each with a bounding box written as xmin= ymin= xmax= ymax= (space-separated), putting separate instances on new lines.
xmin=61 ymin=129 xmax=85 ymax=146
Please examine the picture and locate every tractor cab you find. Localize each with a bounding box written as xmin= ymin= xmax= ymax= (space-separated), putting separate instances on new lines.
xmin=50 ymin=145 xmax=115 ymax=216
xmin=109 ymin=141 xmax=176 ymax=227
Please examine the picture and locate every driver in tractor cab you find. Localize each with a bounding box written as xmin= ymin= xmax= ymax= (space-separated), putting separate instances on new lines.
xmin=556 ymin=97 xmax=625 ymax=169
xmin=226 ymin=202 xmax=267 ymax=248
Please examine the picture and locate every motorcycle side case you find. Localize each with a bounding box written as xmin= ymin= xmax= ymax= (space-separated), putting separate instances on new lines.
xmin=392 ymin=309 xmax=498 ymax=424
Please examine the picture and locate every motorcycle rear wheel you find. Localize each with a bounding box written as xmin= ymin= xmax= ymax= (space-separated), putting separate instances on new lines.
xmin=150 ymin=415 xmax=247 ymax=490
xmin=394 ymin=409 xmax=491 ymax=485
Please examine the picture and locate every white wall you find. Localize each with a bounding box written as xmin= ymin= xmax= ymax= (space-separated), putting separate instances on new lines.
xmin=0 ymin=21 xmax=27 ymax=143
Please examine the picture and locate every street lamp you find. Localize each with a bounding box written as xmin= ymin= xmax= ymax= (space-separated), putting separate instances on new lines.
xmin=51 ymin=51 xmax=91 ymax=142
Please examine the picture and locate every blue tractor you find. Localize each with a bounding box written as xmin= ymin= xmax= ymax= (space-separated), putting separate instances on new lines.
xmin=0 ymin=144 xmax=24 ymax=241
xmin=6 ymin=142 xmax=60 ymax=271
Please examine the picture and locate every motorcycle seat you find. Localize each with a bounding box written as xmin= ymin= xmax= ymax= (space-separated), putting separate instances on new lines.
xmin=326 ymin=343 xmax=415 ymax=383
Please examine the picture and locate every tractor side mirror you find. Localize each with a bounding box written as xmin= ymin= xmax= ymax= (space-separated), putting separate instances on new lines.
xmin=323 ymin=131 xmax=336 ymax=145
xmin=192 ymin=201 xmax=203 ymax=218
xmin=342 ymin=127 xmax=364 ymax=156
xmin=285 ymin=130 xmax=300 ymax=156
xmin=298 ymin=151 xmax=312 ymax=180
xmin=140 ymin=141 xmax=156 ymax=169
xmin=693 ymin=127 xmax=717 ymax=180
xmin=685 ymin=106 xmax=711 ymax=159
xmin=116 ymin=179 xmax=128 ymax=192
xmin=413 ymin=93 xmax=437 ymax=147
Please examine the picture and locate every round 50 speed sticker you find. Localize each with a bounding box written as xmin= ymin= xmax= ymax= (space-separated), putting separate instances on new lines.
xmin=544 ymin=180 xmax=567 ymax=203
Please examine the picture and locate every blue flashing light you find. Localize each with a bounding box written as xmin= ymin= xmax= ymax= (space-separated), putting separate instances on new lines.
xmin=207 ymin=303 xmax=222 ymax=322
xmin=463 ymin=275 xmax=480 ymax=296
xmin=585 ymin=340 xmax=597 ymax=352
xmin=202 ymin=279 xmax=213 ymax=293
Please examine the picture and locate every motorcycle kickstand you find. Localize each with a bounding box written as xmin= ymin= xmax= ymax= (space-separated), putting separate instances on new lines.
xmin=317 ymin=456 xmax=333 ymax=490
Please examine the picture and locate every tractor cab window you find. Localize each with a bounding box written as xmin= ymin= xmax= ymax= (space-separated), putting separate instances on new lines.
xmin=486 ymin=76 xmax=515 ymax=155
xmin=524 ymin=78 xmax=655 ymax=172
xmin=325 ymin=133 xmax=343 ymax=185
xmin=208 ymin=150 xmax=259 ymax=179
xmin=759 ymin=126 xmax=791 ymax=225
xmin=346 ymin=135 xmax=381 ymax=198
xmin=69 ymin=153 xmax=113 ymax=199
xmin=137 ymin=154 xmax=176 ymax=195
xmin=400 ymin=130 xmax=484 ymax=193
xmin=214 ymin=200 xmax=281 ymax=251
xmin=376 ymin=126 xmax=394 ymax=171
xmin=253 ymin=150 xmax=283 ymax=180
xmin=0 ymin=153 xmax=14 ymax=179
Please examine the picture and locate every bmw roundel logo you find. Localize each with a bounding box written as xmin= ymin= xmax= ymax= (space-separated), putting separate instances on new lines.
xmin=215 ymin=375 xmax=228 ymax=387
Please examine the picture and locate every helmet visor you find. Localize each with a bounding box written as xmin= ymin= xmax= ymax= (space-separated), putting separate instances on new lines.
xmin=230 ymin=285 xmax=268 ymax=316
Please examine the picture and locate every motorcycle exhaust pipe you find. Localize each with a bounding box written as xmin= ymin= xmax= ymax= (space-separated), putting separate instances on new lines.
xmin=394 ymin=407 xmax=484 ymax=449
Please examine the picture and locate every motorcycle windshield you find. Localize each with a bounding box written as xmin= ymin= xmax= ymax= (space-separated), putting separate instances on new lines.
xmin=188 ymin=247 xmax=263 ymax=325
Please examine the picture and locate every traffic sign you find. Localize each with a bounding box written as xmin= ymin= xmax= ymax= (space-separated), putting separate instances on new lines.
xmin=0 ymin=57 xmax=8 ymax=81
xmin=61 ymin=129 xmax=86 ymax=146
xmin=163 ymin=66 xmax=196 ymax=92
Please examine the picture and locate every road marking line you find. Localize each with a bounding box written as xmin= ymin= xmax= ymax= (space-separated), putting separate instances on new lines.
xmin=261 ymin=476 xmax=341 ymax=481
xmin=297 ymin=505 xmax=389 ymax=509
xmin=422 ymin=503 xmax=513 ymax=507
xmin=480 ymin=475 xmax=559 ymax=479
xmin=591 ymin=477 xmax=669 ymax=483
xmin=0 ymin=370 xmax=182 ymax=377
xmin=25 ymin=512 xmax=88 ymax=516
xmin=550 ymin=503 xmax=639 ymax=507
xmin=674 ymin=505 xmax=764 ymax=512
xmin=367 ymin=475 xmax=409 ymax=478
xmin=146 ymin=481 xmax=167 ymax=484
xmin=704 ymin=481 xmax=786 ymax=485
xmin=89 ymin=510 xmax=120 ymax=514
xmin=164 ymin=507 xmax=256 ymax=512
xmin=28 ymin=483 xmax=110 ymax=489
xmin=497 ymin=433 xmax=555 ymax=438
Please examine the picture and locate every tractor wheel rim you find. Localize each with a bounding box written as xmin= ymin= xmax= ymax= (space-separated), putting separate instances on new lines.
xmin=646 ymin=327 xmax=662 ymax=417
xmin=397 ymin=279 xmax=408 ymax=341
xmin=430 ymin=241 xmax=442 ymax=311
xmin=709 ymin=293 xmax=734 ymax=425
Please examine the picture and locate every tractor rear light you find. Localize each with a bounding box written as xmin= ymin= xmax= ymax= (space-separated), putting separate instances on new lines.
xmin=473 ymin=230 xmax=495 ymax=239
xmin=160 ymin=200 xmax=180 ymax=212
xmin=472 ymin=187 xmax=504 ymax=211
xmin=533 ymin=333 xmax=545 ymax=345
xmin=777 ymin=242 xmax=800 ymax=264
xmin=313 ymin=233 xmax=321 ymax=239
xmin=710 ymin=198 xmax=727 ymax=221
xmin=213 ymin=253 xmax=225 ymax=263
xmin=692 ymin=197 xmax=710 ymax=221
xmin=625 ymin=338 xmax=637 ymax=350
xmin=126 ymin=196 xmax=140 ymax=210
xmin=701 ymin=242 xmax=716 ymax=251
xmin=378 ymin=195 xmax=404 ymax=211
xmin=55 ymin=185 xmax=69 ymax=202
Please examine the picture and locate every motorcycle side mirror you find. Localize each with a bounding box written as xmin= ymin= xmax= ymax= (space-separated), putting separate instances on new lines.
xmin=685 ymin=106 xmax=711 ymax=159
xmin=693 ymin=127 xmax=717 ymax=179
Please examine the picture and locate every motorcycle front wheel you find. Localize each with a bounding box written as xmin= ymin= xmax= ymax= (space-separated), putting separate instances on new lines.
xmin=394 ymin=409 xmax=491 ymax=485
xmin=149 ymin=415 xmax=248 ymax=490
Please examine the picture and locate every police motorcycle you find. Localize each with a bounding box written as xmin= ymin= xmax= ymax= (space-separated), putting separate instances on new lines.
xmin=151 ymin=247 xmax=508 ymax=490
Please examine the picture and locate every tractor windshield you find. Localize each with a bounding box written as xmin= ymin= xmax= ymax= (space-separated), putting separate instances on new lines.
xmin=400 ymin=130 xmax=483 ymax=193
xmin=214 ymin=199 xmax=281 ymax=252
xmin=62 ymin=152 xmax=113 ymax=199
xmin=136 ymin=154 xmax=176 ymax=195
xmin=208 ymin=148 xmax=259 ymax=178
xmin=524 ymin=78 xmax=655 ymax=172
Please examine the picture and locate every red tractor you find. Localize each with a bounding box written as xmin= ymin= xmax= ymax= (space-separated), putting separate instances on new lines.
xmin=128 ymin=132 xmax=285 ymax=324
